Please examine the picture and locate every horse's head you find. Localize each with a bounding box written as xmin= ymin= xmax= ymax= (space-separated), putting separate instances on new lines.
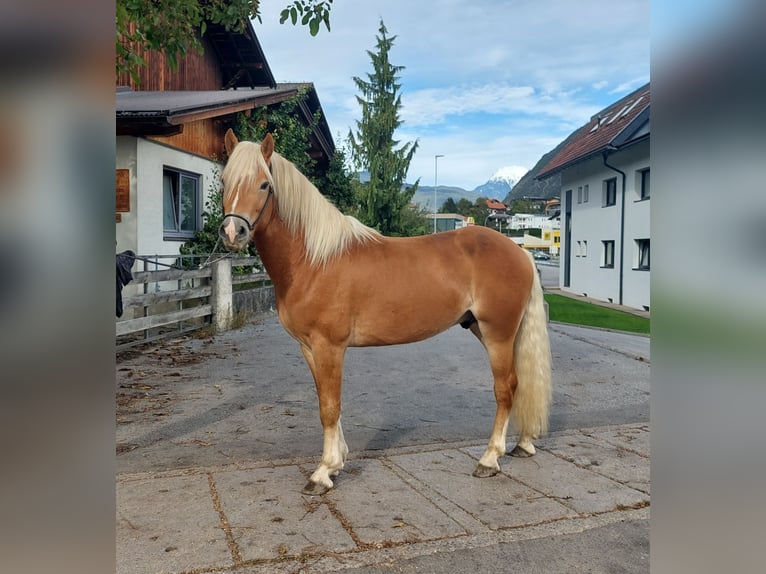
xmin=218 ymin=129 xmax=275 ymax=251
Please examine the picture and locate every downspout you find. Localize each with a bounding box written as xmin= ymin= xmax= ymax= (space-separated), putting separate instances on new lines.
xmin=602 ymin=146 xmax=626 ymax=305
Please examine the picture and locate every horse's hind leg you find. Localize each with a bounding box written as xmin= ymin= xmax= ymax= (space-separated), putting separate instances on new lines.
xmin=509 ymin=437 xmax=536 ymax=457
xmin=299 ymin=342 xmax=348 ymax=496
xmin=473 ymin=336 xmax=517 ymax=478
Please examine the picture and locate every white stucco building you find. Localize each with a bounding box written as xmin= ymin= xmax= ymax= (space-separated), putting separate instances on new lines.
xmin=509 ymin=213 xmax=560 ymax=231
xmin=537 ymin=84 xmax=650 ymax=311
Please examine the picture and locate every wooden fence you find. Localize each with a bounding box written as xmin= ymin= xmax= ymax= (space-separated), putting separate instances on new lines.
xmin=116 ymin=255 xmax=274 ymax=351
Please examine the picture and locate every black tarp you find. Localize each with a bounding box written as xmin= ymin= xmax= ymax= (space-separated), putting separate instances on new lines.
xmin=116 ymin=250 xmax=136 ymax=317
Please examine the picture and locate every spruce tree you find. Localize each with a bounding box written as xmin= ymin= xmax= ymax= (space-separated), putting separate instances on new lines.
xmin=348 ymin=20 xmax=420 ymax=236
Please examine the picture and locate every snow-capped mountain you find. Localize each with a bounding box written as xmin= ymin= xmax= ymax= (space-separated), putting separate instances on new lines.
xmin=490 ymin=165 xmax=529 ymax=187
xmin=410 ymin=165 xmax=531 ymax=209
xmin=472 ymin=165 xmax=529 ymax=201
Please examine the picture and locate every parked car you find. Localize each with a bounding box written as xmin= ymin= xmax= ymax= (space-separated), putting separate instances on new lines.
xmin=532 ymin=250 xmax=551 ymax=260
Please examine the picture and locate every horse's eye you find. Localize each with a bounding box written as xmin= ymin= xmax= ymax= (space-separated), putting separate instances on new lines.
xmin=260 ymin=181 xmax=270 ymax=191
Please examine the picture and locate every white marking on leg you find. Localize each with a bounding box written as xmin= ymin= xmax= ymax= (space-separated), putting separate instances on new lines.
xmin=479 ymin=418 xmax=509 ymax=470
xmin=515 ymin=434 xmax=536 ymax=455
xmin=309 ymin=422 xmax=345 ymax=488
xmin=338 ymin=418 xmax=348 ymax=464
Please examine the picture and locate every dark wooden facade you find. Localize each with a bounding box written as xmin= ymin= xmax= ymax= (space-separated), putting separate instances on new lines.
xmin=117 ymin=33 xmax=224 ymax=91
xmin=117 ymin=20 xmax=275 ymax=91
xmin=148 ymin=118 xmax=227 ymax=161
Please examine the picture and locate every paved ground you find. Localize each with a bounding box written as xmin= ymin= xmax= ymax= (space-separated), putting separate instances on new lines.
xmin=116 ymin=309 xmax=650 ymax=574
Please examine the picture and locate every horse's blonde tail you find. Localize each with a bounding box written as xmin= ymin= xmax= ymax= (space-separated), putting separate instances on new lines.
xmin=511 ymin=251 xmax=552 ymax=441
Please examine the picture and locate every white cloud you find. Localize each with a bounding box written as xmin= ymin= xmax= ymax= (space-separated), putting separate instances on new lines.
xmin=399 ymin=84 xmax=600 ymax=129
xmin=251 ymin=0 xmax=649 ymax=191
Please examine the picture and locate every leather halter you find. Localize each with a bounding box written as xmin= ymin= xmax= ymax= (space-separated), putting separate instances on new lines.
xmin=223 ymin=185 xmax=273 ymax=234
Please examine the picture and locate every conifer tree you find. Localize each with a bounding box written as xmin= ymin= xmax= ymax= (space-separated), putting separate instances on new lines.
xmin=348 ymin=20 xmax=420 ymax=236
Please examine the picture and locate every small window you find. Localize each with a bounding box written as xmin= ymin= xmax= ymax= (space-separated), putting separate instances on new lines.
xmin=582 ymin=240 xmax=588 ymax=257
xmin=603 ymin=178 xmax=617 ymax=207
xmin=577 ymin=186 xmax=582 ymax=204
xmin=601 ymin=240 xmax=615 ymax=268
xmin=635 ymin=238 xmax=650 ymax=270
xmin=163 ymin=168 xmax=201 ymax=240
xmin=639 ymin=168 xmax=650 ymax=200
xmin=583 ymin=184 xmax=589 ymax=203
xmin=575 ymin=240 xmax=581 ymax=257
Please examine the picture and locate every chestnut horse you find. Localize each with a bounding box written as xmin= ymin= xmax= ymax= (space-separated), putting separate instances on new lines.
xmin=219 ymin=130 xmax=552 ymax=495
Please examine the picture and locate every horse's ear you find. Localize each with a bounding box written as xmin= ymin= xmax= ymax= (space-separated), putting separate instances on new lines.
xmin=224 ymin=128 xmax=239 ymax=156
xmin=261 ymin=133 xmax=274 ymax=164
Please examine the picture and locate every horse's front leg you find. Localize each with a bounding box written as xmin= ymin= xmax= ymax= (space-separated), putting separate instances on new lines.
xmin=299 ymin=342 xmax=348 ymax=496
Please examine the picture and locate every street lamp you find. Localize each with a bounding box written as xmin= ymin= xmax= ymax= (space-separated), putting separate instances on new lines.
xmin=434 ymin=154 xmax=444 ymax=233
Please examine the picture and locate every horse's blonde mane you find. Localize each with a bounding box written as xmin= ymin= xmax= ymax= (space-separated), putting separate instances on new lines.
xmin=223 ymin=141 xmax=380 ymax=267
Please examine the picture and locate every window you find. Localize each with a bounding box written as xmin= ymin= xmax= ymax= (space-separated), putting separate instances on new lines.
xmin=635 ymin=238 xmax=650 ymax=270
xmin=638 ymin=168 xmax=650 ymax=200
xmin=583 ymin=184 xmax=589 ymax=203
xmin=601 ymin=240 xmax=615 ymax=268
xmin=582 ymin=240 xmax=587 ymax=257
xmin=603 ymin=177 xmax=617 ymax=207
xmin=576 ymin=240 xmax=581 ymax=257
xmin=163 ymin=168 xmax=201 ymax=239
xmin=577 ymin=186 xmax=582 ymax=204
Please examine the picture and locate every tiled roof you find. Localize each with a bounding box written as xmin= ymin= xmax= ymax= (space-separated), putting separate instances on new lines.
xmin=537 ymin=83 xmax=650 ymax=178
xmin=486 ymin=199 xmax=507 ymax=210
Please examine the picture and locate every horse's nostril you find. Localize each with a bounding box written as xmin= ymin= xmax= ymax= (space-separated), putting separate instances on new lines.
xmin=238 ymin=225 xmax=247 ymax=237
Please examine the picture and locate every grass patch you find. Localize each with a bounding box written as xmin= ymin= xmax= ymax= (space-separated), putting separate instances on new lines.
xmin=544 ymin=293 xmax=650 ymax=334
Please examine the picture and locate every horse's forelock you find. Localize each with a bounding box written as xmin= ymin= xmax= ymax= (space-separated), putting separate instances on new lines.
xmin=222 ymin=141 xmax=273 ymax=202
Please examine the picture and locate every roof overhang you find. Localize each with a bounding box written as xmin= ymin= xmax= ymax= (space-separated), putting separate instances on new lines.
xmin=116 ymin=84 xmax=335 ymax=162
xmin=116 ymin=86 xmax=302 ymax=135
xmin=204 ymin=19 xmax=276 ymax=89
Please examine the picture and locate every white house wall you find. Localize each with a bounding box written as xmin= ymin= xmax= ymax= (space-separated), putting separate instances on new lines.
xmin=559 ymin=140 xmax=649 ymax=310
xmin=116 ymin=136 xmax=222 ymax=257
xmin=510 ymin=214 xmax=560 ymax=230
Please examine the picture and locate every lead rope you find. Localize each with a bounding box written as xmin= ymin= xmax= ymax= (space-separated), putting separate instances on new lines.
xmin=199 ymin=236 xmax=227 ymax=269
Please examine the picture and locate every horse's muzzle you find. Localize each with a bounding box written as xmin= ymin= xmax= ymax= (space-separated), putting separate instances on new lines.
xmin=219 ymin=215 xmax=250 ymax=250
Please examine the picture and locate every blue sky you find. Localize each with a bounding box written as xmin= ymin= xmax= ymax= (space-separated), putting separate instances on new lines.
xmin=253 ymin=0 xmax=649 ymax=190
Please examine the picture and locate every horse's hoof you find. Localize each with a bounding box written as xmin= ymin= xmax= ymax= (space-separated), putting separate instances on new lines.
xmin=301 ymin=481 xmax=331 ymax=496
xmin=472 ymin=464 xmax=499 ymax=478
xmin=509 ymin=445 xmax=534 ymax=458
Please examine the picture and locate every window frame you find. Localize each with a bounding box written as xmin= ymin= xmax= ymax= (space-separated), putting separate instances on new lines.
xmin=635 ymin=238 xmax=650 ymax=270
xmin=163 ymin=167 xmax=202 ymax=241
xmin=638 ymin=168 xmax=650 ymax=201
xmin=603 ymin=177 xmax=617 ymax=207
xmin=601 ymin=239 xmax=615 ymax=268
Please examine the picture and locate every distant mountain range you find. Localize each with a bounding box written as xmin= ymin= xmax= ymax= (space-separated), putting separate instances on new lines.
xmin=408 ymin=137 xmax=576 ymax=210
xmin=411 ymin=164 xmax=534 ymax=210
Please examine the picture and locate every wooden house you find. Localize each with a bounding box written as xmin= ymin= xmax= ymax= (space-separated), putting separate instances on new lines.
xmin=115 ymin=18 xmax=335 ymax=257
